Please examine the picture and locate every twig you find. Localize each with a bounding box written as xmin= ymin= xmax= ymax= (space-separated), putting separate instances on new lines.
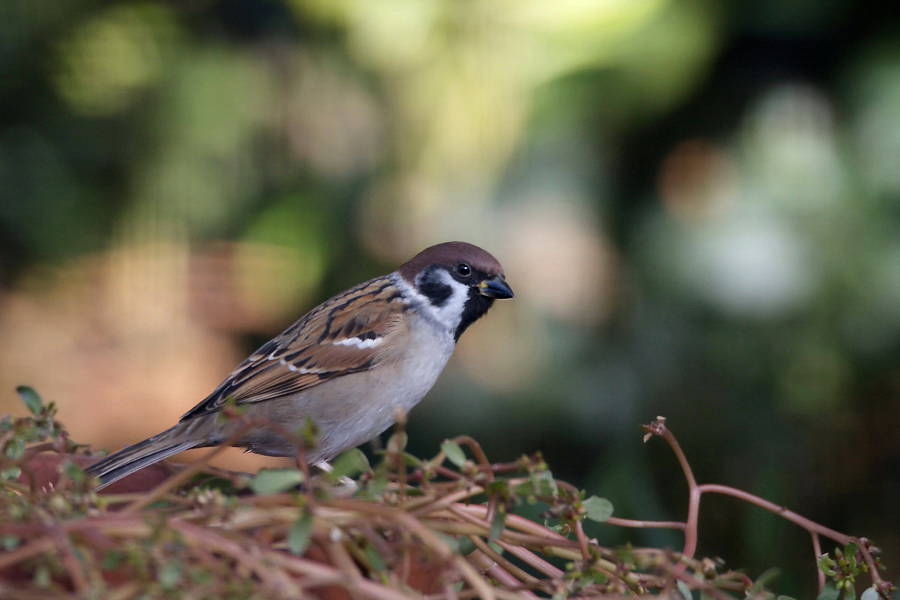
xmin=855 ymin=537 xmax=891 ymax=597
xmin=812 ymin=531 xmax=825 ymax=595
xmin=493 ymin=540 xmax=564 ymax=579
xmin=606 ymin=516 xmax=685 ymax=529
xmin=49 ymin=524 xmax=89 ymax=595
xmin=643 ymin=416 xmax=893 ymax=596
xmin=697 ymin=483 xmax=851 ymax=544
xmin=468 ymin=535 xmax=542 ymax=588
xmin=267 ymin=551 xmax=419 ymax=600
xmin=468 ymin=549 xmax=529 ymax=592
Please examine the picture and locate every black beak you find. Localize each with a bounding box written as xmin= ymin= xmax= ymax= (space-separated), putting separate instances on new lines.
xmin=477 ymin=276 xmax=514 ymax=299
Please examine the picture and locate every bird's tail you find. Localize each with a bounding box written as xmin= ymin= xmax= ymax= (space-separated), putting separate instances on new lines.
xmin=84 ymin=422 xmax=204 ymax=490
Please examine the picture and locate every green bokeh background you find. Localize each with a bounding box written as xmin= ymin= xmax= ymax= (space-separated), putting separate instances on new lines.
xmin=1 ymin=1 xmax=898 ymax=596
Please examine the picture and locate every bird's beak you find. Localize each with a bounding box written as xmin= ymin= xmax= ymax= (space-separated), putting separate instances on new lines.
xmin=477 ymin=276 xmax=514 ymax=299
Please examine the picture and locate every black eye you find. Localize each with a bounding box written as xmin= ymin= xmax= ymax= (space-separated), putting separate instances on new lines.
xmin=456 ymin=263 xmax=472 ymax=277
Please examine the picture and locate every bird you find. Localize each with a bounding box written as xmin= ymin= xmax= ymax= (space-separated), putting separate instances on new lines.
xmin=85 ymin=241 xmax=514 ymax=490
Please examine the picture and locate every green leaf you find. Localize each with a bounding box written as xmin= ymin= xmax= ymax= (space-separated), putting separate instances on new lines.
xmin=750 ymin=567 xmax=781 ymax=592
xmin=364 ymin=543 xmax=386 ymax=572
xmin=511 ymin=480 xmax=535 ymax=497
xmin=189 ymin=569 xmax=214 ymax=585
xmin=530 ymin=470 xmax=558 ymax=497
xmin=860 ymin=587 xmax=880 ymax=600
xmin=442 ymin=440 xmax=466 ymax=467
xmin=401 ymin=452 xmax=421 ymax=467
xmin=0 ymin=535 xmax=19 ymax=552
xmin=817 ymin=583 xmax=840 ymax=600
xmin=386 ymin=432 xmax=407 ymax=454
xmin=61 ymin=460 xmax=87 ymax=484
xmin=34 ymin=565 xmax=51 ymax=588
xmin=5 ymin=438 xmax=25 ymax=459
xmin=101 ymin=550 xmax=124 ymax=570
xmin=457 ymin=536 xmax=476 ymax=556
xmin=287 ymin=512 xmax=314 ymax=555
xmin=436 ymin=532 xmax=461 ymax=553
xmin=300 ymin=417 xmax=319 ymax=445
xmin=582 ymin=496 xmax=614 ymax=522
xmin=249 ymin=468 xmax=304 ymax=495
xmin=158 ymin=561 xmax=182 ymax=589
xmin=843 ymin=581 xmax=856 ymax=599
xmin=489 ymin=508 xmax=507 ymax=540
xmin=16 ymin=386 xmax=43 ymax=415
xmin=330 ymin=448 xmax=370 ymax=479
xmin=676 ymin=579 xmax=693 ymax=599
xmin=366 ymin=470 xmax=388 ymax=496
xmin=1 ymin=466 xmax=21 ymax=481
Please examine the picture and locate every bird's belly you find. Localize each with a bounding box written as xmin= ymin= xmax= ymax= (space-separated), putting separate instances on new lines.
xmin=239 ymin=322 xmax=454 ymax=462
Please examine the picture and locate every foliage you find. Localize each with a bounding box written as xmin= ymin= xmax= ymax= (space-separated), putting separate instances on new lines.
xmin=1 ymin=390 xmax=893 ymax=599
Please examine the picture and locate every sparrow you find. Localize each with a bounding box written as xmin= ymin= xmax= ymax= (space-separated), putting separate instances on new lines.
xmin=86 ymin=241 xmax=513 ymax=489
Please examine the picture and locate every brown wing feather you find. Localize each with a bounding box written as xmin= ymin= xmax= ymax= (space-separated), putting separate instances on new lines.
xmin=180 ymin=276 xmax=407 ymax=421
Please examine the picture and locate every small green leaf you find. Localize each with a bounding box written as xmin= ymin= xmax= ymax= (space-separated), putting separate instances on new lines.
xmin=386 ymin=432 xmax=407 ymax=454
xmin=34 ymin=565 xmax=51 ymax=588
xmin=0 ymin=535 xmax=19 ymax=551
xmin=587 ymin=570 xmax=609 ymax=584
xmin=287 ymin=512 xmax=314 ymax=555
xmin=817 ymin=583 xmax=840 ymax=600
xmin=101 ymin=550 xmax=124 ymax=570
xmin=300 ymin=417 xmax=320 ymax=445
xmin=750 ymin=568 xmax=781 ymax=592
xmin=16 ymin=386 xmax=43 ymax=415
xmin=676 ymin=579 xmax=693 ymax=599
xmin=61 ymin=460 xmax=86 ymax=484
xmin=442 ymin=440 xmax=466 ymax=467
xmin=189 ymin=569 xmax=214 ymax=584
xmin=5 ymin=438 xmax=25 ymax=459
xmin=583 ymin=496 xmax=614 ymax=522
xmin=489 ymin=508 xmax=506 ymax=540
xmin=366 ymin=470 xmax=388 ymax=496
xmin=364 ymin=542 xmax=386 ymax=572
xmin=436 ymin=532 xmax=461 ymax=553
xmin=530 ymin=470 xmax=558 ymax=497
xmin=457 ymin=536 xmax=476 ymax=556
xmin=330 ymin=449 xmax=370 ymax=479
xmin=511 ymin=480 xmax=535 ymax=496
xmin=843 ymin=581 xmax=856 ymax=599
xmin=401 ymin=452 xmax=421 ymax=467
xmin=1 ymin=466 xmax=21 ymax=481
xmin=158 ymin=561 xmax=182 ymax=589
xmin=249 ymin=468 xmax=304 ymax=495
xmin=860 ymin=587 xmax=880 ymax=600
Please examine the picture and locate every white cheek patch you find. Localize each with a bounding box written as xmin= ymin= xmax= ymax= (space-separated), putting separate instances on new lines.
xmin=414 ymin=269 xmax=469 ymax=334
xmin=331 ymin=337 xmax=383 ymax=349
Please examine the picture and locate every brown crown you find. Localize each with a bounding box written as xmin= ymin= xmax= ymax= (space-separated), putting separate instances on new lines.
xmin=397 ymin=242 xmax=505 ymax=283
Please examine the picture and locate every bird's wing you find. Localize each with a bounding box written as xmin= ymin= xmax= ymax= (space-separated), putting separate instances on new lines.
xmin=180 ymin=276 xmax=408 ymax=421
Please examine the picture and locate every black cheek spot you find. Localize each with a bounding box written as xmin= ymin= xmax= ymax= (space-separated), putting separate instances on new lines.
xmin=419 ymin=279 xmax=453 ymax=307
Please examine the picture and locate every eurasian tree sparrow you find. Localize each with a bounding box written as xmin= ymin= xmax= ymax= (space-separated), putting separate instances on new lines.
xmin=86 ymin=242 xmax=513 ymax=489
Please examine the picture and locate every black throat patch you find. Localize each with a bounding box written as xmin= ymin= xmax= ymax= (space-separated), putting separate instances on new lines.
xmin=455 ymin=287 xmax=494 ymax=341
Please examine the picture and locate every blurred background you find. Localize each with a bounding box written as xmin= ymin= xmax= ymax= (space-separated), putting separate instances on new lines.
xmin=1 ymin=0 xmax=898 ymax=595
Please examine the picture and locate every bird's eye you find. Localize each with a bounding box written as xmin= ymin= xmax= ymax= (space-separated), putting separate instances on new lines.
xmin=456 ymin=263 xmax=472 ymax=277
